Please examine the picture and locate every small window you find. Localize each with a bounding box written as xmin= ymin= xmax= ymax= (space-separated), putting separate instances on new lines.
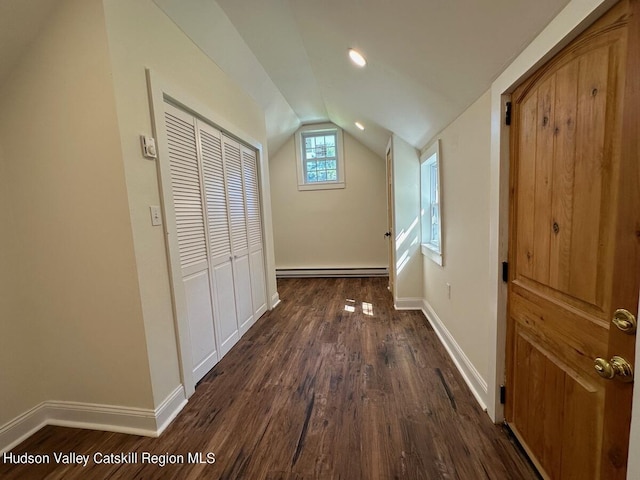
xmin=420 ymin=139 xmax=443 ymax=265
xmin=294 ymin=124 xmax=345 ymax=190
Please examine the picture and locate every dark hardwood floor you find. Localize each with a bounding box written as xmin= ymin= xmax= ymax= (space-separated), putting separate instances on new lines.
xmin=0 ymin=277 xmax=538 ymax=479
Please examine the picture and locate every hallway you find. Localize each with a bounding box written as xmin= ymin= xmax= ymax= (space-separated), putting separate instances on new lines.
xmin=0 ymin=278 xmax=537 ymax=479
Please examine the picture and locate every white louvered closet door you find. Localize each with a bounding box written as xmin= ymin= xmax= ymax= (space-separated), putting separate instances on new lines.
xmin=198 ymin=122 xmax=239 ymax=356
xmin=222 ymin=134 xmax=254 ymax=335
xmin=164 ymin=103 xmax=218 ymax=383
xmin=242 ymin=146 xmax=267 ymax=317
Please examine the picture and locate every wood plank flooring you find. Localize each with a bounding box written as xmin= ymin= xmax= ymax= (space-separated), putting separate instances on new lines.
xmin=0 ymin=277 xmax=538 ymax=479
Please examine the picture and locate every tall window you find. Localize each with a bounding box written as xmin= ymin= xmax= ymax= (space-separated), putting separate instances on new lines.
xmin=295 ymin=124 xmax=345 ymax=190
xmin=420 ymin=139 xmax=443 ymax=265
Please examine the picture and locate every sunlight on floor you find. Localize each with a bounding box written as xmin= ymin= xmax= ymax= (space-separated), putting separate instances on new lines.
xmin=344 ymin=299 xmax=374 ymax=316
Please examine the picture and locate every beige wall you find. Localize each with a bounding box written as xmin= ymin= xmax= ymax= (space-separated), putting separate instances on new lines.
xmin=270 ymin=131 xmax=387 ymax=270
xmin=422 ymin=90 xmax=492 ymax=385
xmin=0 ymin=145 xmax=45 ymax=424
xmin=392 ymin=135 xmax=423 ymax=303
xmin=0 ymin=0 xmax=154 ymax=425
xmin=103 ymin=0 xmax=276 ymax=405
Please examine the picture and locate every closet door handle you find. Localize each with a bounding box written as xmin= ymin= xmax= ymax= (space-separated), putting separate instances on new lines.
xmin=229 ymin=256 xmax=233 ymax=261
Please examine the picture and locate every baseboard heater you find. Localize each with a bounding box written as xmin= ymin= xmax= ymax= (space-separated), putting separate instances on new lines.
xmin=276 ymin=267 xmax=388 ymax=278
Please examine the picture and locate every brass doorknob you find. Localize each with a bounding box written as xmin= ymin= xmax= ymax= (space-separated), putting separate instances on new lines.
xmin=613 ymin=309 xmax=637 ymax=334
xmin=594 ymin=356 xmax=634 ymax=382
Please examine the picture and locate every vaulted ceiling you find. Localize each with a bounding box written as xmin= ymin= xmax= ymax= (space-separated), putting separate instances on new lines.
xmin=154 ymin=0 xmax=571 ymax=157
xmin=0 ymin=0 xmax=572 ymax=158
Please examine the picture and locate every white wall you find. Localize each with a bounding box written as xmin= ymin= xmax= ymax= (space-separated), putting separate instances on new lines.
xmin=391 ymin=135 xmax=423 ymax=305
xmin=0 ymin=0 xmax=154 ymax=427
xmin=270 ymin=130 xmax=387 ymax=270
xmin=102 ymin=0 xmax=277 ymax=405
xmin=422 ymin=90 xmax=492 ymax=404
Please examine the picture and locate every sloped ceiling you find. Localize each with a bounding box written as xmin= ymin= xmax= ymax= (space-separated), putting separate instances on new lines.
xmin=158 ymin=0 xmax=573 ymax=157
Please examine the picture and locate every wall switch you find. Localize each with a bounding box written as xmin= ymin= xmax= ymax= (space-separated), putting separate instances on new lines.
xmin=150 ymin=206 xmax=162 ymax=226
xmin=141 ymin=135 xmax=157 ymax=159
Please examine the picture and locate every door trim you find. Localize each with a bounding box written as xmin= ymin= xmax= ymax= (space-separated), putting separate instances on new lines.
xmin=487 ymin=0 xmax=620 ymax=422
xmin=146 ymin=70 xmax=273 ymax=398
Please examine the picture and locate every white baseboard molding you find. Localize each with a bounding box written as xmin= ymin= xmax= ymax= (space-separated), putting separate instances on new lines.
xmin=154 ymin=385 xmax=187 ymax=436
xmin=276 ymin=267 xmax=388 ymax=278
xmin=394 ymin=297 xmax=424 ymax=310
xmin=271 ymin=292 xmax=281 ymax=309
xmin=0 ymin=386 xmax=187 ymax=454
xmin=421 ymin=299 xmax=488 ymax=411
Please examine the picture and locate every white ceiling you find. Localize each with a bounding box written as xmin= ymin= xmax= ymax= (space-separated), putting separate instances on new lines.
xmin=0 ymin=0 xmax=572 ymax=158
xmin=155 ymin=0 xmax=571 ymax=157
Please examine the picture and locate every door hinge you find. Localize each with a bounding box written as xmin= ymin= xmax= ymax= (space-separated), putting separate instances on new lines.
xmin=505 ymin=101 xmax=512 ymax=126
xmin=500 ymin=384 xmax=506 ymax=404
xmin=502 ymin=261 xmax=509 ymax=283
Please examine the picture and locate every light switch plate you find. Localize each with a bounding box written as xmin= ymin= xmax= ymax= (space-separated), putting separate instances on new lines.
xmin=150 ymin=206 xmax=162 ymax=226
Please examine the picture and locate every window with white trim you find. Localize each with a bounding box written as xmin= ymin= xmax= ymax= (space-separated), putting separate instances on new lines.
xmin=420 ymin=139 xmax=443 ymax=265
xmin=294 ymin=124 xmax=345 ymax=190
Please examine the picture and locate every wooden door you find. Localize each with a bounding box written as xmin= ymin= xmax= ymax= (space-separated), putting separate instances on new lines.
xmin=506 ymin=1 xmax=639 ymax=479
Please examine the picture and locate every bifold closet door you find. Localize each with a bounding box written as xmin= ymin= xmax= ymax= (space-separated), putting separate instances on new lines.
xmin=164 ymin=103 xmax=218 ymax=383
xmin=198 ymin=122 xmax=240 ymax=356
xmin=242 ymin=146 xmax=267 ymax=317
xmin=222 ymin=135 xmax=254 ymax=335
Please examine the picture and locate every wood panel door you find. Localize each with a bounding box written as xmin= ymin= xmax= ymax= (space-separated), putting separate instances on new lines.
xmin=506 ymin=1 xmax=639 ymax=479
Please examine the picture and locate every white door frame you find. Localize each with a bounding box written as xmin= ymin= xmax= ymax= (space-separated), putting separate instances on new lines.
xmin=146 ymin=69 xmax=271 ymax=398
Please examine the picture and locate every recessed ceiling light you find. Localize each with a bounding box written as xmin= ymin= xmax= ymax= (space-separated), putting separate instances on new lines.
xmin=355 ymin=122 xmax=365 ymax=131
xmin=348 ymin=48 xmax=367 ymax=67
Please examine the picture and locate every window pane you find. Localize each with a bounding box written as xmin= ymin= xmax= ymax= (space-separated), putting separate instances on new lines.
xmin=299 ymin=129 xmax=342 ymax=187
xmin=305 ymin=148 xmax=316 ymax=160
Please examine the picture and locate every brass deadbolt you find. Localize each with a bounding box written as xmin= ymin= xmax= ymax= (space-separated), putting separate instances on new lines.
xmin=613 ymin=309 xmax=637 ymax=335
xmin=594 ymin=356 xmax=634 ymax=382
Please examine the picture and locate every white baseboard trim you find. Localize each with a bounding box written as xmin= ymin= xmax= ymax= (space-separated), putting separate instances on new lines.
xmin=421 ymin=299 xmax=488 ymax=410
xmin=0 ymin=386 xmax=187 ymax=453
xmin=155 ymin=385 xmax=187 ymax=436
xmin=276 ymin=267 xmax=388 ymax=278
xmin=0 ymin=402 xmax=49 ymax=454
xmin=271 ymin=292 xmax=281 ymax=309
xmin=394 ymin=297 xmax=424 ymax=310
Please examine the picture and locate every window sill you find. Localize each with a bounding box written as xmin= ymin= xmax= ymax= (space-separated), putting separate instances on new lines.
xmin=421 ymin=243 xmax=443 ymax=266
xmin=297 ymin=181 xmax=345 ymax=191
